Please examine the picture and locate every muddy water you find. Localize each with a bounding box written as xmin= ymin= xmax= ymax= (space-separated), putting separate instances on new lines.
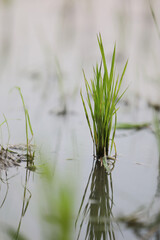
xmin=0 ymin=0 xmax=160 ymax=239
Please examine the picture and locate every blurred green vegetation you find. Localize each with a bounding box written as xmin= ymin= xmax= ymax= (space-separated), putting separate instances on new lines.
xmin=38 ymin=159 xmax=74 ymax=240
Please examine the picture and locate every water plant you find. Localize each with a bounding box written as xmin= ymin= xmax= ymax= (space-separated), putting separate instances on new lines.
xmin=15 ymin=87 xmax=34 ymax=157
xmin=81 ymin=34 xmax=128 ymax=159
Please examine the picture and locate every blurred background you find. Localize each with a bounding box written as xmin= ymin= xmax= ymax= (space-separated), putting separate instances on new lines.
xmin=0 ymin=0 xmax=160 ymax=239
xmin=0 ymin=0 xmax=160 ymax=104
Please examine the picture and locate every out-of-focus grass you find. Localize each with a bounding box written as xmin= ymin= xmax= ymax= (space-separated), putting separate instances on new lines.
xmin=2 ymin=0 xmax=12 ymax=5
xmin=38 ymin=159 xmax=74 ymax=240
xmin=116 ymin=122 xmax=150 ymax=130
xmin=149 ymin=1 xmax=160 ymax=39
xmin=154 ymin=113 xmax=160 ymax=151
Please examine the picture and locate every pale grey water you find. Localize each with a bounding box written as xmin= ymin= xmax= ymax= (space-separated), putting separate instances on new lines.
xmin=0 ymin=0 xmax=160 ymax=239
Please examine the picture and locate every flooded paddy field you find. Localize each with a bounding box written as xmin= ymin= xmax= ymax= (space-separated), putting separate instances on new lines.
xmin=0 ymin=0 xmax=160 ymax=239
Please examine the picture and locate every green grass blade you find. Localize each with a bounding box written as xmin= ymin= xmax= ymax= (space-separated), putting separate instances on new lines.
xmin=0 ymin=120 xmax=6 ymax=127
xmin=3 ymin=114 xmax=10 ymax=147
xmin=26 ymin=109 xmax=33 ymax=137
xmin=97 ymin=33 xmax=109 ymax=82
xmin=110 ymin=112 xmax=117 ymax=154
xmin=80 ymin=90 xmax=94 ymax=141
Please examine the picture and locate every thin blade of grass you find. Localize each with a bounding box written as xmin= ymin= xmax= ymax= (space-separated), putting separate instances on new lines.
xmin=80 ymin=90 xmax=94 ymax=141
xmin=25 ymin=109 xmax=33 ymax=137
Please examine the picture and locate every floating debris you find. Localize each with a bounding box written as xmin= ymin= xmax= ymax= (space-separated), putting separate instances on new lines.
xmin=0 ymin=145 xmax=35 ymax=170
xmin=0 ymin=148 xmax=20 ymax=170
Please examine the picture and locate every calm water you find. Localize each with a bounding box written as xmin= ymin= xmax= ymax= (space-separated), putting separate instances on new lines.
xmin=0 ymin=0 xmax=160 ymax=239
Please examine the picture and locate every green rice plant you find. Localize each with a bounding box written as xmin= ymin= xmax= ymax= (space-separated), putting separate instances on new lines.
xmin=15 ymin=87 xmax=33 ymax=156
xmin=81 ymin=34 xmax=128 ymax=159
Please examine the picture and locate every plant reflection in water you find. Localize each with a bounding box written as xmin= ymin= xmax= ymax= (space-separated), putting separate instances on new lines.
xmin=5 ymin=156 xmax=35 ymax=240
xmin=15 ymin=168 xmax=32 ymax=240
xmin=0 ymin=171 xmax=9 ymax=209
xmin=76 ymin=160 xmax=117 ymax=240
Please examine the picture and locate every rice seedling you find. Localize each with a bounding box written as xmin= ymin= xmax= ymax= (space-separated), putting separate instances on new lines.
xmin=15 ymin=87 xmax=34 ymax=158
xmin=81 ymin=33 xmax=128 ymax=159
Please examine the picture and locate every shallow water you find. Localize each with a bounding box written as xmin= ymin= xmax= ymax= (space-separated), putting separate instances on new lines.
xmin=0 ymin=101 xmax=159 ymax=240
xmin=0 ymin=0 xmax=160 ymax=239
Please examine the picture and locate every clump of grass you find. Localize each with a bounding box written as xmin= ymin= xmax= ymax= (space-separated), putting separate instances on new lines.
xmin=81 ymin=34 xmax=128 ymax=159
xmin=15 ymin=87 xmax=34 ymax=157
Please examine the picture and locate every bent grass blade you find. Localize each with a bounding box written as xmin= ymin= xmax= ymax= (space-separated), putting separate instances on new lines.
xmin=15 ymin=87 xmax=34 ymax=159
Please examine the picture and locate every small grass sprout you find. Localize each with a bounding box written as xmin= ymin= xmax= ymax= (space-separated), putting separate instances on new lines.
xmin=15 ymin=87 xmax=34 ymax=156
xmin=0 ymin=114 xmax=10 ymax=150
xmin=81 ymin=33 xmax=128 ymax=159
